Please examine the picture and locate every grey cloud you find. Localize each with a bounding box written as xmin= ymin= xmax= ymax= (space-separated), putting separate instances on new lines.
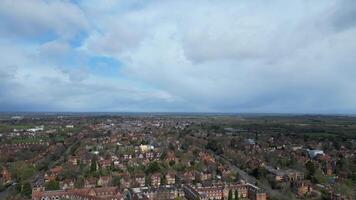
xmin=0 ymin=65 xmax=17 ymax=80
xmin=86 ymin=24 xmax=144 ymax=56
xmin=40 ymin=40 xmax=71 ymax=59
xmin=1 ymin=0 xmax=356 ymax=113
xmin=330 ymin=0 xmax=356 ymax=32
xmin=0 ymin=0 xmax=88 ymax=40
xmin=61 ymin=68 xmax=90 ymax=83
xmin=0 ymin=49 xmax=178 ymax=112
xmin=81 ymin=0 xmax=356 ymax=113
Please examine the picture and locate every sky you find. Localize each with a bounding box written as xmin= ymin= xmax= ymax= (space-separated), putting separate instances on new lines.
xmin=0 ymin=0 xmax=356 ymax=113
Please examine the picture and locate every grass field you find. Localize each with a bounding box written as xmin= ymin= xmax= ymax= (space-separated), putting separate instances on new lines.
xmin=10 ymin=136 xmax=49 ymax=144
xmin=0 ymin=124 xmax=34 ymax=132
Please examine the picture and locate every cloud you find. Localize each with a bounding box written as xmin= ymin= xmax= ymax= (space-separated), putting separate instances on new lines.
xmin=0 ymin=0 xmax=88 ymax=40
xmin=80 ymin=0 xmax=356 ymax=113
xmin=0 ymin=41 xmax=177 ymax=112
xmin=1 ymin=0 xmax=356 ymax=113
xmin=329 ymin=0 xmax=356 ymax=32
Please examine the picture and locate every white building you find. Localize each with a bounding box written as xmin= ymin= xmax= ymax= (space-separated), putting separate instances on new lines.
xmin=307 ymin=149 xmax=324 ymax=159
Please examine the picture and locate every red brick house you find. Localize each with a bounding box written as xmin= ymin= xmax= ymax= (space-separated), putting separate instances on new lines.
xmin=32 ymin=187 xmax=123 ymax=200
xmin=165 ymin=171 xmax=176 ymax=185
xmin=1 ymin=167 xmax=11 ymax=183
xmin=150 ymin=173 xmax=161 ymax=187
xmin=84 ymin=177 xmax=98 ymax=188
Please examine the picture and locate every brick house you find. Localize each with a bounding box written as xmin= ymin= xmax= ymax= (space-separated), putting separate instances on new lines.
xmin=150 ymin=173 xmax=161 ymax=187
xmin=134 ymin=173 xmax=146 ymax=187
xmin=32 ymin=187 xmax=123 ymax=200
xmin=165 ymin=171 xmax=176 ymax=185
xmin=84 ymin=177 xmax=98 ymax=188
xmin=98 ymin=176 xmax=111 ymax=187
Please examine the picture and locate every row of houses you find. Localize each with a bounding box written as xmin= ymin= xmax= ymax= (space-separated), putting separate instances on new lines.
xmin=32 ymin=187 xmax=123 ymax=200
xmin=131 ymin=185 xmax=185 ymax=200
xmin=119 ymin=168 xmax=228 ymax=189
xmin=120 ymin=172 xmax=172 ymax=188
xmin=263 ymin=165 xmax=304 ymax=182
xmin=183 ymin=182 xmax=267 ymax=200
xmin=67 ymin=150 xmax=161 ymax=167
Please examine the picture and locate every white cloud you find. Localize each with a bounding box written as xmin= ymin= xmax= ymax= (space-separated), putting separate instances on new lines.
xmin=39 ymin=40 xmax=71 ymax=59
xmin=0 ymin=41 xmax=177 ymax=112
xmin=1 ymin=0 xmax=356 ymax=113
xmin=80 ymin=0 xmax=356 ymax=113
xmin=0 ymin=0 xmax=88 ymax=39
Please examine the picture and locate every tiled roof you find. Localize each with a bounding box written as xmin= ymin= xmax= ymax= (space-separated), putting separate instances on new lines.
xmin=32 ymin=187 xmax=122 ymax=200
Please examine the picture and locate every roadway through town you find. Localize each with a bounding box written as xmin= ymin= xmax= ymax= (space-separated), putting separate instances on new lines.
xmin=212 ymin=152 xmax=296 ymax=200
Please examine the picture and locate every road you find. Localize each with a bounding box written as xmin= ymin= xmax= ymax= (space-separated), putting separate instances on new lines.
xmin=0 ymin=183 xmax=15 ymax=199
xmin=212 ymin=152 xmax=296 ymax=200
xmin=213 ymin=153 xmax=257 ymax=184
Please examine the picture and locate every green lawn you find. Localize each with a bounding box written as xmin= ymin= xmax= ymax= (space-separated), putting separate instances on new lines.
xmin=11 ymin=136 xmax=48 ymax=144
xmin=0 ymin=124 xmax=37 ymax=132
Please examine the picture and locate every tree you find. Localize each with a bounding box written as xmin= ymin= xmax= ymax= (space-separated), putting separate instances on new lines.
xmin=9 ymin=161 xmax=36 ymax=182
xmin=111 ymin=176 xmax=121 ymax=186
xmin=74 ymin=178 xmax=84 ymax=188
xmin=335 ymin=158 xmax=348 ymax=174
xmin=90 ymin=159 xmax=97 ymax=172
xmin=0 ymin=180 xmax=5 ymax=192
xmin=15 ymin=183 xmax=22 ymax=193
xmin=168 ymin=143 xmax=175 ymax=151
xmin=146 ymin=161 xmax=161 ymax=174
xmin=5 ymin=195 xmax=23 ymax=200
xmin=305 ymin=160 xmax=316 ymax=179
xmin=45 ymin=180 xmax=59 ymax=190
xmin=228 ymin=190 xmax=233 ymax=200
xmin=193 ymin=149 xmax=199 ymax=157
xmin=230 ymin=138 xmax=238 ymax=148
xmin=22 ymin=182 xmax=32 ymax=198
xmin=206 ymin=139 xmax=220 ymax=152
xmin=160 ymin=151 xmax=167 ymax=160
xmin=235 ymin=190 xmax=239 ymax=200
xmin=252 ymin=167 xmax=268 ymax=180
xmin=234 ymin=172 xmax=240 ymax=182
xmin=169 ymin=160 xmax=176 ymax=167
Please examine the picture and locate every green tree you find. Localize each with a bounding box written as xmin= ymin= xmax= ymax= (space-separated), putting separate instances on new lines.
xmin=234 ymin=172 xmax=240 ymax=182
xmin=9 ymin=161 xmax=36 ymax=182
xmin=5 ymin=194 xmax=23 ymax=200
xmin=168 ymin=143 xmax=175 ymax=151
xmin=252 ymin=167 xmax=268 ymax=179
xmin=335 ymin=158 xmax=348 ymax=174
xmin=305 ymin=160 xmax=316 ymax=179
xmin=206 ymin=139 xmax=223 ymax=154
xmin=228 ymin=190 xmax=233 ymax=200
xmin=74 ymin=178 xmax=84 ymax=188
xmin=22 ymin=182 xmax=32 ymax=198
xmin=90 ymin=159 xmax=97 ymax=172
xmin=45 ymin=180 xmax=60 ymax=190
xmin=111 ymin=176 xmax=121 ymax=186
xmin=169 ymin=160 xmax=176 ymax=167
xmin=160 ymin=151 xmax=167 ymax=160
xmin=15 ymin=183 xmax=22 ymax=193
xmin=146 ymin=161 xmax=161 ymax=174
xmin=0 ymin=180 xmax=5 ymax=192
xmin=230 ymin=138 xmax=238 ymax=148
xmin=235 ymin=190 xmax=239 ymax=200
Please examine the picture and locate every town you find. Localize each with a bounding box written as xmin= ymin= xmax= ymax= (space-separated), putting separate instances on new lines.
xmin=0 ymin=114 xmax=355 ymax=200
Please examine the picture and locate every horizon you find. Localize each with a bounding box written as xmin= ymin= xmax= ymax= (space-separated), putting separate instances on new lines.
xmin=1 ymin=0 xmax=356 ymax=113
xmin=1 ymin=111 xmax=356 ymax=117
